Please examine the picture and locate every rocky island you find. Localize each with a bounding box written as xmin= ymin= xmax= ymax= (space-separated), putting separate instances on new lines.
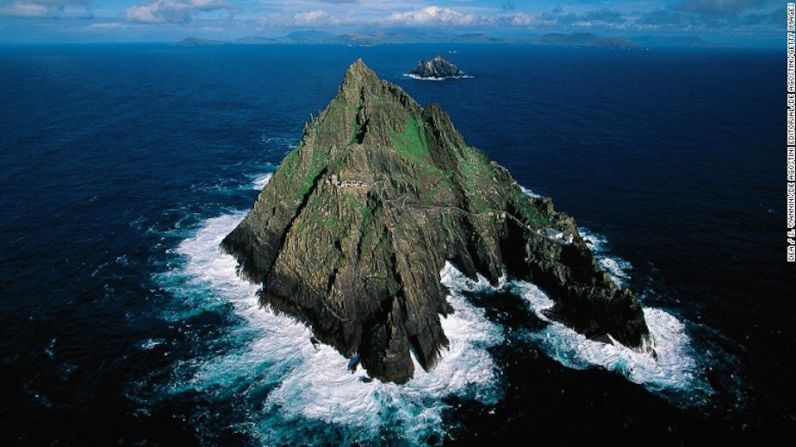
xmin=408 ymin=54 xmax=469 ymax=79
xmin=222 ymin=59 xmax=650 ymax=383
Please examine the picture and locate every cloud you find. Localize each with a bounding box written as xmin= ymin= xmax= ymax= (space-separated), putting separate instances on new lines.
xmin=0 ymin=2 xmax=47 ymax=16
xmin=87 ymin=22 xmax=132 ymax=30
xmin=533 ymin=7 xmax=627 ymax=28
xmin=636 ymin=9 xmax=683 ymax=26
xmin=675 ymin=0 xmax=767 ymax=15
xmin=554 ymin=8 xmax=626 ymax=25
xmin=739 ymin=8 xmax=780 ymax=25
xmin=596 ymin=3 xmax=776 ymax=36
xmin=125 ymin=0 xmax=230 ymax=24
xmin=509 ymin=12 xmax=537 ymax=26
xmin=252 ymin=3 xmax=630 ymax=30
xmin=4 ymin=0 xmax=779 ymax=42
xmin=0 ymin=0 xmax=87 ymax=17
xmin=383 ymin=6 xmax=480 ymax=26
xmin=635 ymin=2 xmax=779 ymax=30
xmin=293 ymin=9 xmax=327 ymax=25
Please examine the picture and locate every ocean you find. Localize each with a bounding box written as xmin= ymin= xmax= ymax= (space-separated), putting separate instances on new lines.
xmin=0 ymin=43 xmax=792 ymax=445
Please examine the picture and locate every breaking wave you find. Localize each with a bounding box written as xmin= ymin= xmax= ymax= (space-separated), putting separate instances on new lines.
xmin=403 ymin=73 xmax=475 ymax=81
xmin=507 ymin=280 xmax=712 ymax=405
xmin=517 ymin=185 xmax=710 ymax=403
xmin=519 ymin=185 xmax=542 ymax=198
xmin=249 ymin=172 xmax=273 ymax=190
xmin=146 ymin=174 xmax=715 ymax=443
xmin=580 ymin=228 xmax=634 ymax=287
xmin=150 ymin=174 xmax=503 ymax=444
xmin=440 ymin=262 xmax=712 ymax=406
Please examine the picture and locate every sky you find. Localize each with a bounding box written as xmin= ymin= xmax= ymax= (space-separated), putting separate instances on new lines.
xmin=0 ymin=0 xmax=784 ymax=46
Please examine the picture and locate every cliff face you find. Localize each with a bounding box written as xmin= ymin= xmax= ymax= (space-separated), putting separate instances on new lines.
xmin=409 ymin=55 xmax=465 ymax=78
xmin=222 ymin=59 xmax=650 ymax=383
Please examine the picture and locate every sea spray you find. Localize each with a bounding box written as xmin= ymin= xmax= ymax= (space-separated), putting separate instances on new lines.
xmin=508 ymin=280 xmax=713 ymax=405
xmin=147 ymin=171 xmax=714 ymax=444
xmin=152 ymin=197 xmax=503 ymax=444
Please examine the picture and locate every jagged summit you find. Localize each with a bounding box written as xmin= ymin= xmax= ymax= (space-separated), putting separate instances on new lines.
xmin=222 ymin=59 xmax=650 ymax=383
xmin=344 ymin=58 xmax=374 ymax=80
xmin=340 ymin=58 xmax=378 ymax=94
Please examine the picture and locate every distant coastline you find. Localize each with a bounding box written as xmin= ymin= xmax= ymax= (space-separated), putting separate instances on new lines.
xmin=175 ymin=31 xmax=715 ymax=50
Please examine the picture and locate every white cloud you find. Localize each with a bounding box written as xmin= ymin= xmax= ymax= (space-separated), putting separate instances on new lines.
xmin=125 ymin=0 xmax=229 ymax=24
xmin=0 ymin=0 xmax=87 ymax=17
xmin=0 ymin=2 xmax=47 ymax=16
xmin=383 ymin=6 xmax=479 ymax=26
xmin=87 ymin=22 xmax=131 ymax=30
xmin=293 ymin=9 xmax=327 ymax=25
xmin=676 ymin=0 xmax=767 ymax=15
xmin=509 ymin=12 xmax=537 ymax=26
xmin=251 ymin=3 xmax=498 ymax=29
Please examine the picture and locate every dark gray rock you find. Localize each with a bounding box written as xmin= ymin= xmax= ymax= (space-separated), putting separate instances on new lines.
xmin=409 ymin=55 xmax=466 ymax=79
xmin=222 ymin=59 xmax=650 ymax=383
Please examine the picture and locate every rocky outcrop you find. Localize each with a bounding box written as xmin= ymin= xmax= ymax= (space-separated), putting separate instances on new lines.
xmin=222 ymin=59 xmax=650 ymax=383
xmin=408 ymin=55 xmax=466 ymax=79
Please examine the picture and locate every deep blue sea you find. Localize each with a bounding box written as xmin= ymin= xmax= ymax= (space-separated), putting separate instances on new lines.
xmin=0 ymin=44 xmax=793 ymax=445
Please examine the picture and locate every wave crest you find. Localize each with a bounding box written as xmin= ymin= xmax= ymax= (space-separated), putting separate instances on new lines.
xmin=153 ymin=212 xmax=502 ymax=444
xmin=146 ymin=176 xmax=716 ymax=443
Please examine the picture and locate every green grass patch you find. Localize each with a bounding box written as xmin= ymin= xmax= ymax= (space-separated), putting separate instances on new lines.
xmin=349 ymin=122 xmax=362 ymax=145
xmin=509 ymin=188 xmax=551 ymax=229
xmin=456 ymin=147 xmax=494 ymax=212
xmin=273 ymin=144 xmax=329 ymax=202
xmin=277 ymin=148 xmax=301 ymax=178
xmin=344 ymin=193 xmax=372 ymax=219
xmin=323 ymin=216 xmax=342 ymax=228
xmin=391 ymin=115 xmax=430 ymax=164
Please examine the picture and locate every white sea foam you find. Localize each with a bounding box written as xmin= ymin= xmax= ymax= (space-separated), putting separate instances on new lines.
xmin=506 ymin=280 xmax=711 ymax=404
xmin=403 ymin=73 xmax=475 ymax=81
xmin=432 ymin=266 xmax=712 ymax=404
xmin=598 ymin=257 xmax=632 ymax=286
xmin=250 ymin=172 xmax=273 ymax=190
xmin=519 ymin=187 xmax=632 ymax=286
xmin=519 ymin=185 xmax=542 ymax=198
xmin=154 ymin=179 xmax=710 ymax=442
xmin=490 ymin=218 xmax=707 ymax=400
xmin=139 ymin=338 xmax=165 ymax=350
xmin=579 ymin=227 xmax=633 ymax=287
xmin=450 ymin=185 xmax=705 ymax=402
xmin=159 ymin=213 xmax=502 ymax=443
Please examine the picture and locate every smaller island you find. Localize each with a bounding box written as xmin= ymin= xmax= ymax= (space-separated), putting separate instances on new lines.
xmin=407 ymin=55 xmax=471 ymax=80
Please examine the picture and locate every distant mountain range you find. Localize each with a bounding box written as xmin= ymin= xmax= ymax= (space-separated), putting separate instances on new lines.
xmin=176 ymin=36 xmax=226 ymax=46
xmin=530 ymin=33 xmax=641 ymax=49
xmin=176 ymin=31 xmax=717 ymax=49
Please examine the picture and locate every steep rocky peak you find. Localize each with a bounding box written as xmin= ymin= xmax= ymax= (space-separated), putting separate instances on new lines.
xmin=337 ymin=60 xmax=415 ymax=109
xmin=325 ymin=59 xmax=424 ymax=149
xmin=222 ymin=58 xmax=651 ymax=383
xmin=340 ymin=58 xmax=379 ymax=99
